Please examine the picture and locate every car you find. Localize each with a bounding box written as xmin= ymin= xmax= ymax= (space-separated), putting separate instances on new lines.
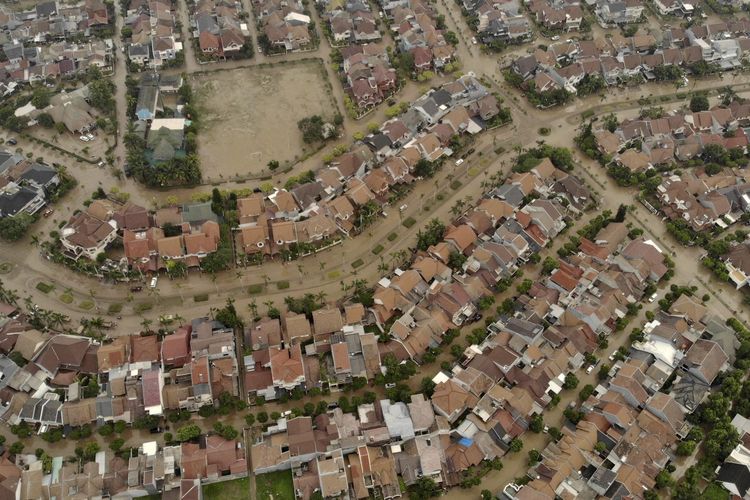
xmin=385 ymin=383 xmax=397 ymax=389
xmin=149 ymin=277 xmax=158 ymax=288
xmin=471 ymin=37 xmax=477 ymax=44
xmin=466 ymin=148 xmax=475 ymax=156
xmin=542 ymin=425 xmax=549 ymax=433
xmin=455 ymin=158 xmax=464 ymax=166
xmin=609 ymin=351 xmax=616 ymax=361
xmin=149 ymin=427 xmax=163 ymax=434
xmin=327 ymin=402 xmax=339 ymax=410
xmin=586 ymin=365 xmax=594 ymax=374
xmin=7 ymin=138 xmax=17 ymax=145
xmin=97 ymin=161 xmax=105 ymax=167
xmin=43 ymin=208 xmax=54 ymax=217
xmin=551 ymin=35 xmax=560 ymax=41
xmin=79 ymin=135 xmax=89 ymax=142
xmin=399 ymin=204 xmax=408 ymax=211
xmin=381 ymin=211 xmax=388 ymax=218
xmin=648 ymin=292 xmax=658 ymax=303
xmin=130 ymin=286 xmax=143 ymax=292
xmin=86 ymin=133 xmax=94 ymax=140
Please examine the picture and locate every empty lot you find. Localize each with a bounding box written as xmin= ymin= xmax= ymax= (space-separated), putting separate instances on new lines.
xmin=192 ymin=60 xmax=335 ymax=182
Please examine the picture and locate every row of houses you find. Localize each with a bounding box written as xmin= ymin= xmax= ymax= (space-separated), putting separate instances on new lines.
xmin=341 ymin=43 xmax=398 ymax=110
xmin=320 ymin=0 xmax=382 ymax=46
xmin=236 ymin=75 xmax=506 ymax=259
xmin=0 ymin=150 xmax=60 ymax=219
xmin=389 ymin=0 xmax=456 ymax=71
xmin=511 ymin=22 xmax=750 ymax=96
xmin=507 ymin=290 xmax=736 ymax=497
xmin=460 ymin=0 xmax=531 ymax=47
xmin=0 ymin=303 xmax=241 ymax=430
xmin=123 ymin=0 xmax=184 ymax=68
xmin=7 ymin=435 xmax=245 ymax=499
xmin=0 ymin=0 xmax=112 ymax=85
xmin=248 ymin=197 xmax=704 ymax=499
xmin=190 ymin=0 xmax=249 ymax=57
xmin=254 ymin=0 xmax=313 ymax=53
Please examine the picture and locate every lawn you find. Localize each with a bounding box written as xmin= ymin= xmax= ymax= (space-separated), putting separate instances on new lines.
xmin=107 ymin=303 xmax=123 ymax=314
xmin=402 ymin=217 xmax=416 ymax=228
xmin=247 ymin=284 xmax=263 ymax=294
xmin=203 ymin=477 xmax=251 ymax=500
xmin=133 ymin=302 xmax=153 ymax=314
xmin=194 ymin=293 xmax=209 ymax=302
xmin=36 ymin=282 xmax=54 ymax=294
xmin=387 ymin=232 xmax=398 ymax=242
xmin=255 ymin=470 xmax=294 ymax=500
xmin=276 ymin=281 xmax=290 ymax=290
xmin=352 ymin=259 xmax=364 ymax=269
xmin=59 ymin=293 xmax=73 ymax=304
xmin=79 ymin=300 xmax=94 ymax=310
xmin=372 ymin=244 xmax=384 ymax=255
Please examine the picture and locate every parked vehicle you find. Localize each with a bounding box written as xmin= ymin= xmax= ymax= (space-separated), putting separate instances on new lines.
xmin=586 ymin=365 xmax=594 ymax=374
xmin=149 ymin=277 xmax=158 ymax=288
xmin=455 ymin=158 xmax=464 ymax=166
xmin=6 ymin=138 xmax=16 ymax=145
xmin=130 ymin=286 xmax=143 ymax=292
xmin=42 ymin=208 xmax=54 ymax=217
xmin=648 ymin=292 xmax=658 ymax=303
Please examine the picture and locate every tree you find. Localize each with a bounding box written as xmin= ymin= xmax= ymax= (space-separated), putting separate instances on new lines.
xmin=420 ymin=377 xmax=436 ymax=397
xmin=529 ymin=414 xmax=544 ymax=433
xmin=579 ymin=384 xmax=595 ymax=400
xmin=298 ymin=115 xmax=326 ymax=143
xmin=176 ymin=424 xmax=201 ymax=442
xmin=267 ymin=160 xmax=280 ymax=170
xmin=509 ymin=438 xmax=523 ymax=452
xmin=9 ymin=442 xmax=24 ymax=455
xmin=409 ymin=477 xmax=440 ymax=499
xmin=416 ymin=219 xmax=445 ymax=251
xmin=245 ymin=413 xmax=256 ymax=426
xmin=37 ymin=112 xmax=54 ymax=128
xmin=690 ymin=95 xmax=709 ymax=112
xmin=83 ymin=441 xmax=100 ymax=460
xmin=597 ymin=364 xmax=611 ymax=381
xmin=676 ymin=440 xmax=696 ymax=456
xmin=31 ymin=87 xmax=51 ymax=109
xmin=481 ymin=490 xmax=493 ymax=500
xmin=109 ymin=438 xmax=125 ymax=453
xmin=0 ymin=213 xmax=34 ymax=241
xmin=541 ymin=257 xmax=559 ymax=274
xmin=257 ymin=411 xmax=268 ymax=423
xmin=563 ymin=372 xmax=579 ymax=390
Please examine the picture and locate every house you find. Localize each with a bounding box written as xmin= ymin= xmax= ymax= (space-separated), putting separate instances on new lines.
xmin=431 ymin=379 xmax=478 ymax=423
xmin=682 ymin=339 xmax=728 ymax=385
xmin=60 ymin=210 xmax=118 ymax=260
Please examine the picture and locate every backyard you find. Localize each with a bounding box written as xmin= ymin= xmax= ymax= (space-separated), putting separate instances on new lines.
xmin=202 ymin=477 xmax=251 ymax=499
xmin=192 ymin=60 xmax=338 ymax=182
xmin=255 ymin=470 xmax=294 ymax=500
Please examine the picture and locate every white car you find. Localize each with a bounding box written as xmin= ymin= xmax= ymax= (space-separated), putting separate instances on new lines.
xmin=455 ymin=158 xmax=464 ymax=166
xmin=86 ymin=133 xmax=94 ymax=141
xmin=648 ymin=292 xmax=658 ymax=303
xmin=149 ymin=277 xmax=158 ymax=288
xmin=471 ymin=37 xmax=477 ymax=44
xmin=79 ymin=135 xmax=90 ymax=142
xmin=608 ymin=352 xmax=616 ymax=361
xmin=399 ymin=204 xmax=408 ymax=211
xmin=586 ymin=365 xmax=594 ymax=374
xmin=385 ymin=383 xmax=397 ymax=389
xmin=551 ymin=35 xmax=560 ymax=41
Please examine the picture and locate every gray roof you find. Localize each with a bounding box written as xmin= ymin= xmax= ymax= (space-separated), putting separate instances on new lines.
xmin=0 ymin=186 xmax=40 ymax=217
xmin=431 ymin=89 xmax=452 ymax=107
xmin=181 ymin=202 xmax=218 ymax=225
xmin=490 ymin=184 xmax=525 ymax=207
xmin=19 ymin=163 xmax=57 ymax=187
xmin=380 ymin=399 xmax=415 ymax=440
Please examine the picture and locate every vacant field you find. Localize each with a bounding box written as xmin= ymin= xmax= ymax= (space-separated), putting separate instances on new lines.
xmin=192 ymin=61 xmax=334 ymax=182
xmin=202 ymin=477 xmax=251 ymax=500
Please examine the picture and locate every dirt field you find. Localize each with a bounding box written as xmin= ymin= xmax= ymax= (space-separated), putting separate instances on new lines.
xmin=192 ymin=61 xmax=336 ymax=182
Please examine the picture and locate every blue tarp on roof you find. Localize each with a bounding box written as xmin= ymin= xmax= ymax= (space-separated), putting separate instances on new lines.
xmin=458 ymin=437 xmax=473 ymax=447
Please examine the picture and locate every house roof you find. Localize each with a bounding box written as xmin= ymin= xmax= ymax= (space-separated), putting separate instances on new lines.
xmin=684 ymin=339 xmax=727 ymax=384
xmin=312 ymin=308 xmax=343 ymax=335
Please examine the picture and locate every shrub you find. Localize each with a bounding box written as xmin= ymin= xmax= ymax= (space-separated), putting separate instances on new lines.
xmin=402 ymin=217 xmax=416 ymax=228
xmin=36 ymin=282 xmax=53 ymax=294
xmin=387 ymin=232 xmax=398 ymax=241
xmin=107 ymin=303 xmax=123 ymax=314
xmin=372 ymin=244 xmax=384 ymax=255
xmin=194 ymin=294 xmax=209 ymax=302
xmin=276 ymin=281 xmax=290 ymax=290
xmin=450 ymin=180 xmax=462 ymax=190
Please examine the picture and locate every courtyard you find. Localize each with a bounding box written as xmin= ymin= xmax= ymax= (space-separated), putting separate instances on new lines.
xmin=192 ymin=60 xmax=338 ymax=183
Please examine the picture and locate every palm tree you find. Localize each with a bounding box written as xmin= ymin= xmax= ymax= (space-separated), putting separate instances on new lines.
xmin=140 ymin=318 xmax=153 ymax=332
xmin=173 ymin=314 xmax=185 ymax=326
xmin=29 ymin=235 xmax=39 ymax=247
xmin=247 ymin=299 xmax=258 ymax=319
xmin=315 ymin=291 xmax=327 ymax=304
xmin=263 ymin=300 xmax=275 ymax=316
